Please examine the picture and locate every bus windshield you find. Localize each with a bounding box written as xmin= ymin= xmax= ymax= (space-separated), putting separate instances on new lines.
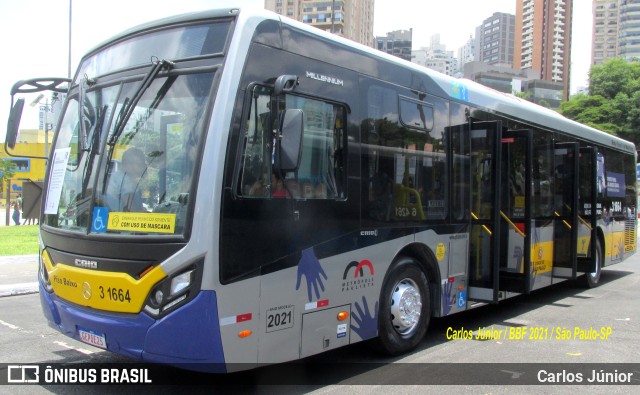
xmin=39 ymin=20 xmax=232 ymax=237
xmin=43 ymin=71 xmax=215 ymax=236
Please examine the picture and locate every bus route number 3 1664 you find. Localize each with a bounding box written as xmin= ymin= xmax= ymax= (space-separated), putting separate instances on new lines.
xmin=99 ymin=286 xmax=131 ymax=303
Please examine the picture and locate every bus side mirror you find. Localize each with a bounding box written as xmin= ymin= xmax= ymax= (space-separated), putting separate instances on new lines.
xmin=6 ymin=97 xmax=25 ymax=150
xmin=274 ymin=75 xmax=298 ymax=96
xmin=276 ymin=109 xmax=304 ymax=172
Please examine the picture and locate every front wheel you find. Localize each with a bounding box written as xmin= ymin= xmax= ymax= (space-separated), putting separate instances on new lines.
xmin=376 ymin=256 xmax=431 ymax=355
xmin=580 ymin=237 xmax=603 ymax=288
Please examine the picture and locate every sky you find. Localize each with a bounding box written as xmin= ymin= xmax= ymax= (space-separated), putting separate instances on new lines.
xmin=0 ymin=0 xmax=593 ymax=141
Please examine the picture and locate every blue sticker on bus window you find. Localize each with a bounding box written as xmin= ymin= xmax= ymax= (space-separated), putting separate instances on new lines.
xmin=451 ymin=81 xmax=468 ymax=101
xmin=92 ymin=207 xmax=109 ymax=233
xmin=457 ymin=290 xmax=466 ymax=308
xmin=606 ymin=171 xmax=625 ymax=198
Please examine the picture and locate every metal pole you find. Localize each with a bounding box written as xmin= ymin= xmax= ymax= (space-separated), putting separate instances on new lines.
xmin=5 ymin=179 xmax=10 ymax=226
xmin=68 ymin=0 xmax=72 ymax=78
xmin=331 ymin=0 xmax=335 ymax=33
xmin=44 ymin=97 xmax=49 ymax=160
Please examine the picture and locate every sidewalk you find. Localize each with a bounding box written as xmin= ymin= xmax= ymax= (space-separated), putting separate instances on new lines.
xmin=0 ymin=254 xmax=39 ymax=297
xmin=0 ymin=207 xmax=38 ymax=227
xmin=0 ymin=205 xmax=40 ymax=296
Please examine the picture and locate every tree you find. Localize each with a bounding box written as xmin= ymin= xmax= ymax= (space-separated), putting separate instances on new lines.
xmin=560 ymin=58 xmax=640 ymax=145
xmin=0 ymin=159 xmax=17 ymax=198
xmin=559 ymin=93 xmax=625 ymax=135
xmin=589 ymin=58 xmax=640 ymax=99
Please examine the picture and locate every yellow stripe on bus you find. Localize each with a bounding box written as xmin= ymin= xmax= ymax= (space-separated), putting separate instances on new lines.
xmin=43 ymin=253 xmax=166 ymax=313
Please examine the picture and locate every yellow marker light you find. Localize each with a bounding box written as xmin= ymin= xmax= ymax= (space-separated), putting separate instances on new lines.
xmin=238 ymin=330 xmax=253 ymax=338
xmin=337 ymin=311 xmax=349 ymax=321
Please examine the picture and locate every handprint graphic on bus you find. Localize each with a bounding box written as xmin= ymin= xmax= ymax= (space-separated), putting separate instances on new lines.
xmin=442 ymin=280 xmax=457 ymax=316
xmin=351 ymin=296 xmax=378 ymax=340
xmin=295 ymin=247 xmax=328 ymax=302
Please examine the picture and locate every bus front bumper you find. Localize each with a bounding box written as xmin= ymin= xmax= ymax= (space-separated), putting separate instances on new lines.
xmin=39 ymin=284 xmax=226 ymax=372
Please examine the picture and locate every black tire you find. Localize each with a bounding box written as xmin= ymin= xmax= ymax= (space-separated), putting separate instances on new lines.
xmin=375 ymin=256 xmax=431 ymax=355
xmin=580 ymin=237 xmax=603 ymax=288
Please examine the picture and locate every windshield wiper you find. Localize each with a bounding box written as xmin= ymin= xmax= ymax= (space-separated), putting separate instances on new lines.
xmin=78 ymin=75 xmax=96 ymax=153
xmin=109 ymin=58 xmax=174 ymax=146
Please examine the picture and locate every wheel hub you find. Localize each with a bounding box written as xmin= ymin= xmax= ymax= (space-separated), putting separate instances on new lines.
xmin=390 ymin=279 xmax=422 ymax=335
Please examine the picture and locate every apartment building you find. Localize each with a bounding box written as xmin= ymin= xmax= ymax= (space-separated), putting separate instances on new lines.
xmin=514 ymin=0 xmax=573 ymax=100
xmin=477 ymin=12 xmax=516 ymax=67
xmin=264 ymin=0 xmax=375 ymax=47
xmin=618 ymin=0 xmax=640 ymax=59
xmin=458 ymin=35 xmax=476 ymax=73
xmin=412 ymin=34 xmax=458 ymax=76
xmin=376 ymin=29 xmax=413 ymax=61
xmin=592 ymin=0 xmax=619 ymax=65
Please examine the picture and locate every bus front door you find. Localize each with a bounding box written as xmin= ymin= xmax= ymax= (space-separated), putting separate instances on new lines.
xmin=469 ymin=121 xmax=502 ymax=302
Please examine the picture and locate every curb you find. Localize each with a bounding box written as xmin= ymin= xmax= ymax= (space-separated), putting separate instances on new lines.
xmin=0 ymin=282 xmax=39 ymax=297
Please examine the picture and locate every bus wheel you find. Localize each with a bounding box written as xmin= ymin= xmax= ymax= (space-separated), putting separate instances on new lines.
xmin=581 ymin=238 xmax=603 ymax=288
xmin=376 ymin=256 xmax=430 ymax=355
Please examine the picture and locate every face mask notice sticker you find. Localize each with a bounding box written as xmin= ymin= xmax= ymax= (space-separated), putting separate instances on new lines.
xmin=44 ymin=147 xmax=71 ymax=214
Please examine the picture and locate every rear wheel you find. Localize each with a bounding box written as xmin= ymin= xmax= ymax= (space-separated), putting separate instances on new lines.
xmin=580 ymin=237 xmax=603 ymax=288
xmin=376 ymin=256 xmax=431 ymax=355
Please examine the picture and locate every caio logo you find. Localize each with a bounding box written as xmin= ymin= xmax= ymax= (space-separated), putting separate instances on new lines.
xmin=342 ymin=260 xmax=375 ymax=292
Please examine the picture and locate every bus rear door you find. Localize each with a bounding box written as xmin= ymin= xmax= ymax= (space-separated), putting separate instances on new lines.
xmin=552 ymin=142 xmax=580 ymax=279
xmin=498 ymin=129 xmax=533 ymax=294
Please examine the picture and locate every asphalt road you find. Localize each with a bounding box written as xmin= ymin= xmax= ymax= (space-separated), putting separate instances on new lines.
xmin=0 ymin=253 xmax=638 ymax=394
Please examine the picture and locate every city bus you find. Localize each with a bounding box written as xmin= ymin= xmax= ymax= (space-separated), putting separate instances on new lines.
xmin=5 ymin=7 xmax=637 ymax=372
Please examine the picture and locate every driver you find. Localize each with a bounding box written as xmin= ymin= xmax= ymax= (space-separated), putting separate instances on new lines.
xmin=106 ymin=147 xmax=147 ymax=212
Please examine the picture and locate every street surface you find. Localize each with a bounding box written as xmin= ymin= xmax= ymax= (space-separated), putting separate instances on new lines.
xmin=0 ymin=251 xmax=638 ymax=393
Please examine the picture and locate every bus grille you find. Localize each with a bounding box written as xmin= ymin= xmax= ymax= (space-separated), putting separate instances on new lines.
xmin=624 ymin=219 xmax=636 ymax=253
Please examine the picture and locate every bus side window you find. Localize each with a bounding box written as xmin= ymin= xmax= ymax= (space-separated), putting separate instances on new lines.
xmin=285 ymin=95 xmax=347 ymax=200
xmin=365 ymin=84 xmax=448 ymax=223
xmin=240 ymin=86 xmax=273 ymax=197
xmin=238 ymin=88 xmax=347 ymax=200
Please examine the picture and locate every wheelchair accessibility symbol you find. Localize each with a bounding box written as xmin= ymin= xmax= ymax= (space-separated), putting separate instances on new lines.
xmin=457 ymin=290 xmax=466 ymax=308
xmin=91 ymin=207 xmax=109 ymax=233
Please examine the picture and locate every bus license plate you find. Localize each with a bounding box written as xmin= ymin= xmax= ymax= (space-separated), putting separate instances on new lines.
xmin=78 ymin=327 xmax=107 ymax=349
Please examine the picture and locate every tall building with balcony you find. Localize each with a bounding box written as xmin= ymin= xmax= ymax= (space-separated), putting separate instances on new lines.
xmin=264 ymin=0 xmax=375 ymax=47
xmin=477 ymin=12 xmax=516 ymax=67
xmin=514 ymin=0 xmax=573 ymax=100
xmin=591 ymin=0 xmax=640 ymax=65
xmin=618 ymin=0 xmax=640 ymax=60
xmin=592 ymin=0 xmax=619 ymax=65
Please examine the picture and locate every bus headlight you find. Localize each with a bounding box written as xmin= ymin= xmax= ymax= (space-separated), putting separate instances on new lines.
xmin=170 ymin=270 xmax=193 ymax=295
xmin=144 ymin=260 xmax=202 ymax=317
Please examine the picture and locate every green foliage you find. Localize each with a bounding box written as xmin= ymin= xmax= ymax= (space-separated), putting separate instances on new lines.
xmin=560 ymin=58 xmax=640 ymax=144
xmin=589 ymin=58 xmax=640 ymax=99
xmin=0 ymin=225 xmax=39 ymax=256
xmin=0 ymin=159 xmax=16 ymax=182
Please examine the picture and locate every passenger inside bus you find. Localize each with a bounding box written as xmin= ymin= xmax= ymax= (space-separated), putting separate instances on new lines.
xmin=272 ymin=172 xmax=289 ymax=198
xmin=106 ymin=147 xmax=147 ymax=212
